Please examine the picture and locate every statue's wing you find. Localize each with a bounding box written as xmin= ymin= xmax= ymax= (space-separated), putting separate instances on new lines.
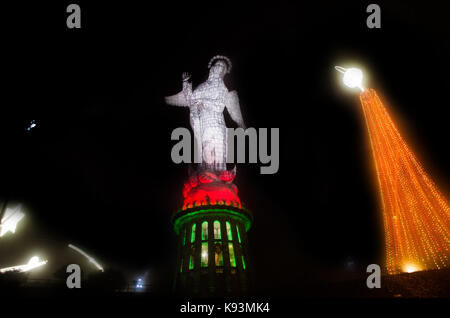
xmin=165 ymin=91 xmax=189 ymax=107
xmin=225 ymin=91 xmax=246 ymax=128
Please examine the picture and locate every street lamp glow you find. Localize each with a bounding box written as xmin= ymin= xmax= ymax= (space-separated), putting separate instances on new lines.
xmin=0 ymin=256 xmax=47 ymax=273
xmin=68 ymin=244 xmax=104 ymax=272
xmin=0 ymin=205 xmax=25 ymax=237
xmin=335 ymin=66 xmax=365 ymax=91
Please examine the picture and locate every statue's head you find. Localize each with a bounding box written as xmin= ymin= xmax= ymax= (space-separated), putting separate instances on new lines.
xmin=208 ymin=55 xmax=232 ymax=80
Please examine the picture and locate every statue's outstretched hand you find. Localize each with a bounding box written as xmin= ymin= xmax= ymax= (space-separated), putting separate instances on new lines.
xmin=182 ymin=72 xmax=191 ymax=82
xmin=165 ymin=72 xmax=192 ymax=107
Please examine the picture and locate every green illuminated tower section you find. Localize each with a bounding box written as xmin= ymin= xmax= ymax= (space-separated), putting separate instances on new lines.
xmin=172 ymin=172 xmax=253 ymax=295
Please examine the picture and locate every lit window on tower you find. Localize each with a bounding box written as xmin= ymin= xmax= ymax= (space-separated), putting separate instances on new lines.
xmin=202 ymin=221 xmax=208 ymax=240
xmin=214 ymin=243 xmax=224 ymax=267
xmin=189 ymin=255 xmax=194 ymax=270
xmin=191 ymin=224 xmax=196 ymax=243
xmin=236 ymin=225 xmax=241 ymax=243
xmin=201 ymin=242 xmax=208 ymax=267
xmin=228 ymin=243 xmax=236 ymax=267
xmin=214 ymin=220 xmax=221 ymax=239
xmin=226 ymin=221 xmax=233 ymax=241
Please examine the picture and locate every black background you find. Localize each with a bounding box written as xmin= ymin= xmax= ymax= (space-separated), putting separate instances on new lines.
xmin=1 ymin=0 xmax=449 ymax=298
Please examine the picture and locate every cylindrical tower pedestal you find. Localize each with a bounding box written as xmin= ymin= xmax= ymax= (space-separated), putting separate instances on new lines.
xmin=171 ymin=170 xmax=253 ymax=296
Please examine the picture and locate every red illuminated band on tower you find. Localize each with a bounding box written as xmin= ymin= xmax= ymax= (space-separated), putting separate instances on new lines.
xmin=182 ymin=169 xmax=242 ymax=210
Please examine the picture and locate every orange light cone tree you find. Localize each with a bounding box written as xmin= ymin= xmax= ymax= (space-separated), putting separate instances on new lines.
xmin=336 ymin=66 xmax=450 ymax=274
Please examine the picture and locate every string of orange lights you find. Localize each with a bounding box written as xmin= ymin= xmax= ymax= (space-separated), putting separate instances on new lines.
xmin=360 ymin=89 xmax=450 ymax=274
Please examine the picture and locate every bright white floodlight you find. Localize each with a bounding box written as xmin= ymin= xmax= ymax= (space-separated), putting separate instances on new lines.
xmin=68 ymin=244 xmax=104 ymax=272
xmin=0 ymin=205 xmax=25 ymax=237
xmin=0 ymin=256 xmax=48 ymax=273
xmin=335 ymin=66 xmax=365 ymax=91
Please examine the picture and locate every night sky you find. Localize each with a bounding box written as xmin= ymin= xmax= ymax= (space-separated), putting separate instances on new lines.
xmin=1 ymin=1 xmax=449 ymax=294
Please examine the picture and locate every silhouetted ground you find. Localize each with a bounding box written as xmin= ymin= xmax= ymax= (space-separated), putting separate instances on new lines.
xmin=317 ymin=268 xmax=450 ymax=298
xmin=1 ymin=268 xmax=448 ymax=299
xmin=1 ymin=270 xmax=448 ymax=316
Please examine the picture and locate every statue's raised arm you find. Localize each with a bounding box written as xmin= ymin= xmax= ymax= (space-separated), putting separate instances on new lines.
xmin=164 ymin=72 xmax=192 ymax=107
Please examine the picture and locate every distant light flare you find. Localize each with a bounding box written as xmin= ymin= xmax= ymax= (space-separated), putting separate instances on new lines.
xmin=0 ymin=205 xmax=25 ymax=237
xmin=136 ymin=278 xmax=144 ymax=289
xmin=0 ymin=256 xmax=47 ymax=273
xmin=27 ymin=120 xmax=37 ymax=131
xmin=68 ymin=244 xmax=104 ymax=272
